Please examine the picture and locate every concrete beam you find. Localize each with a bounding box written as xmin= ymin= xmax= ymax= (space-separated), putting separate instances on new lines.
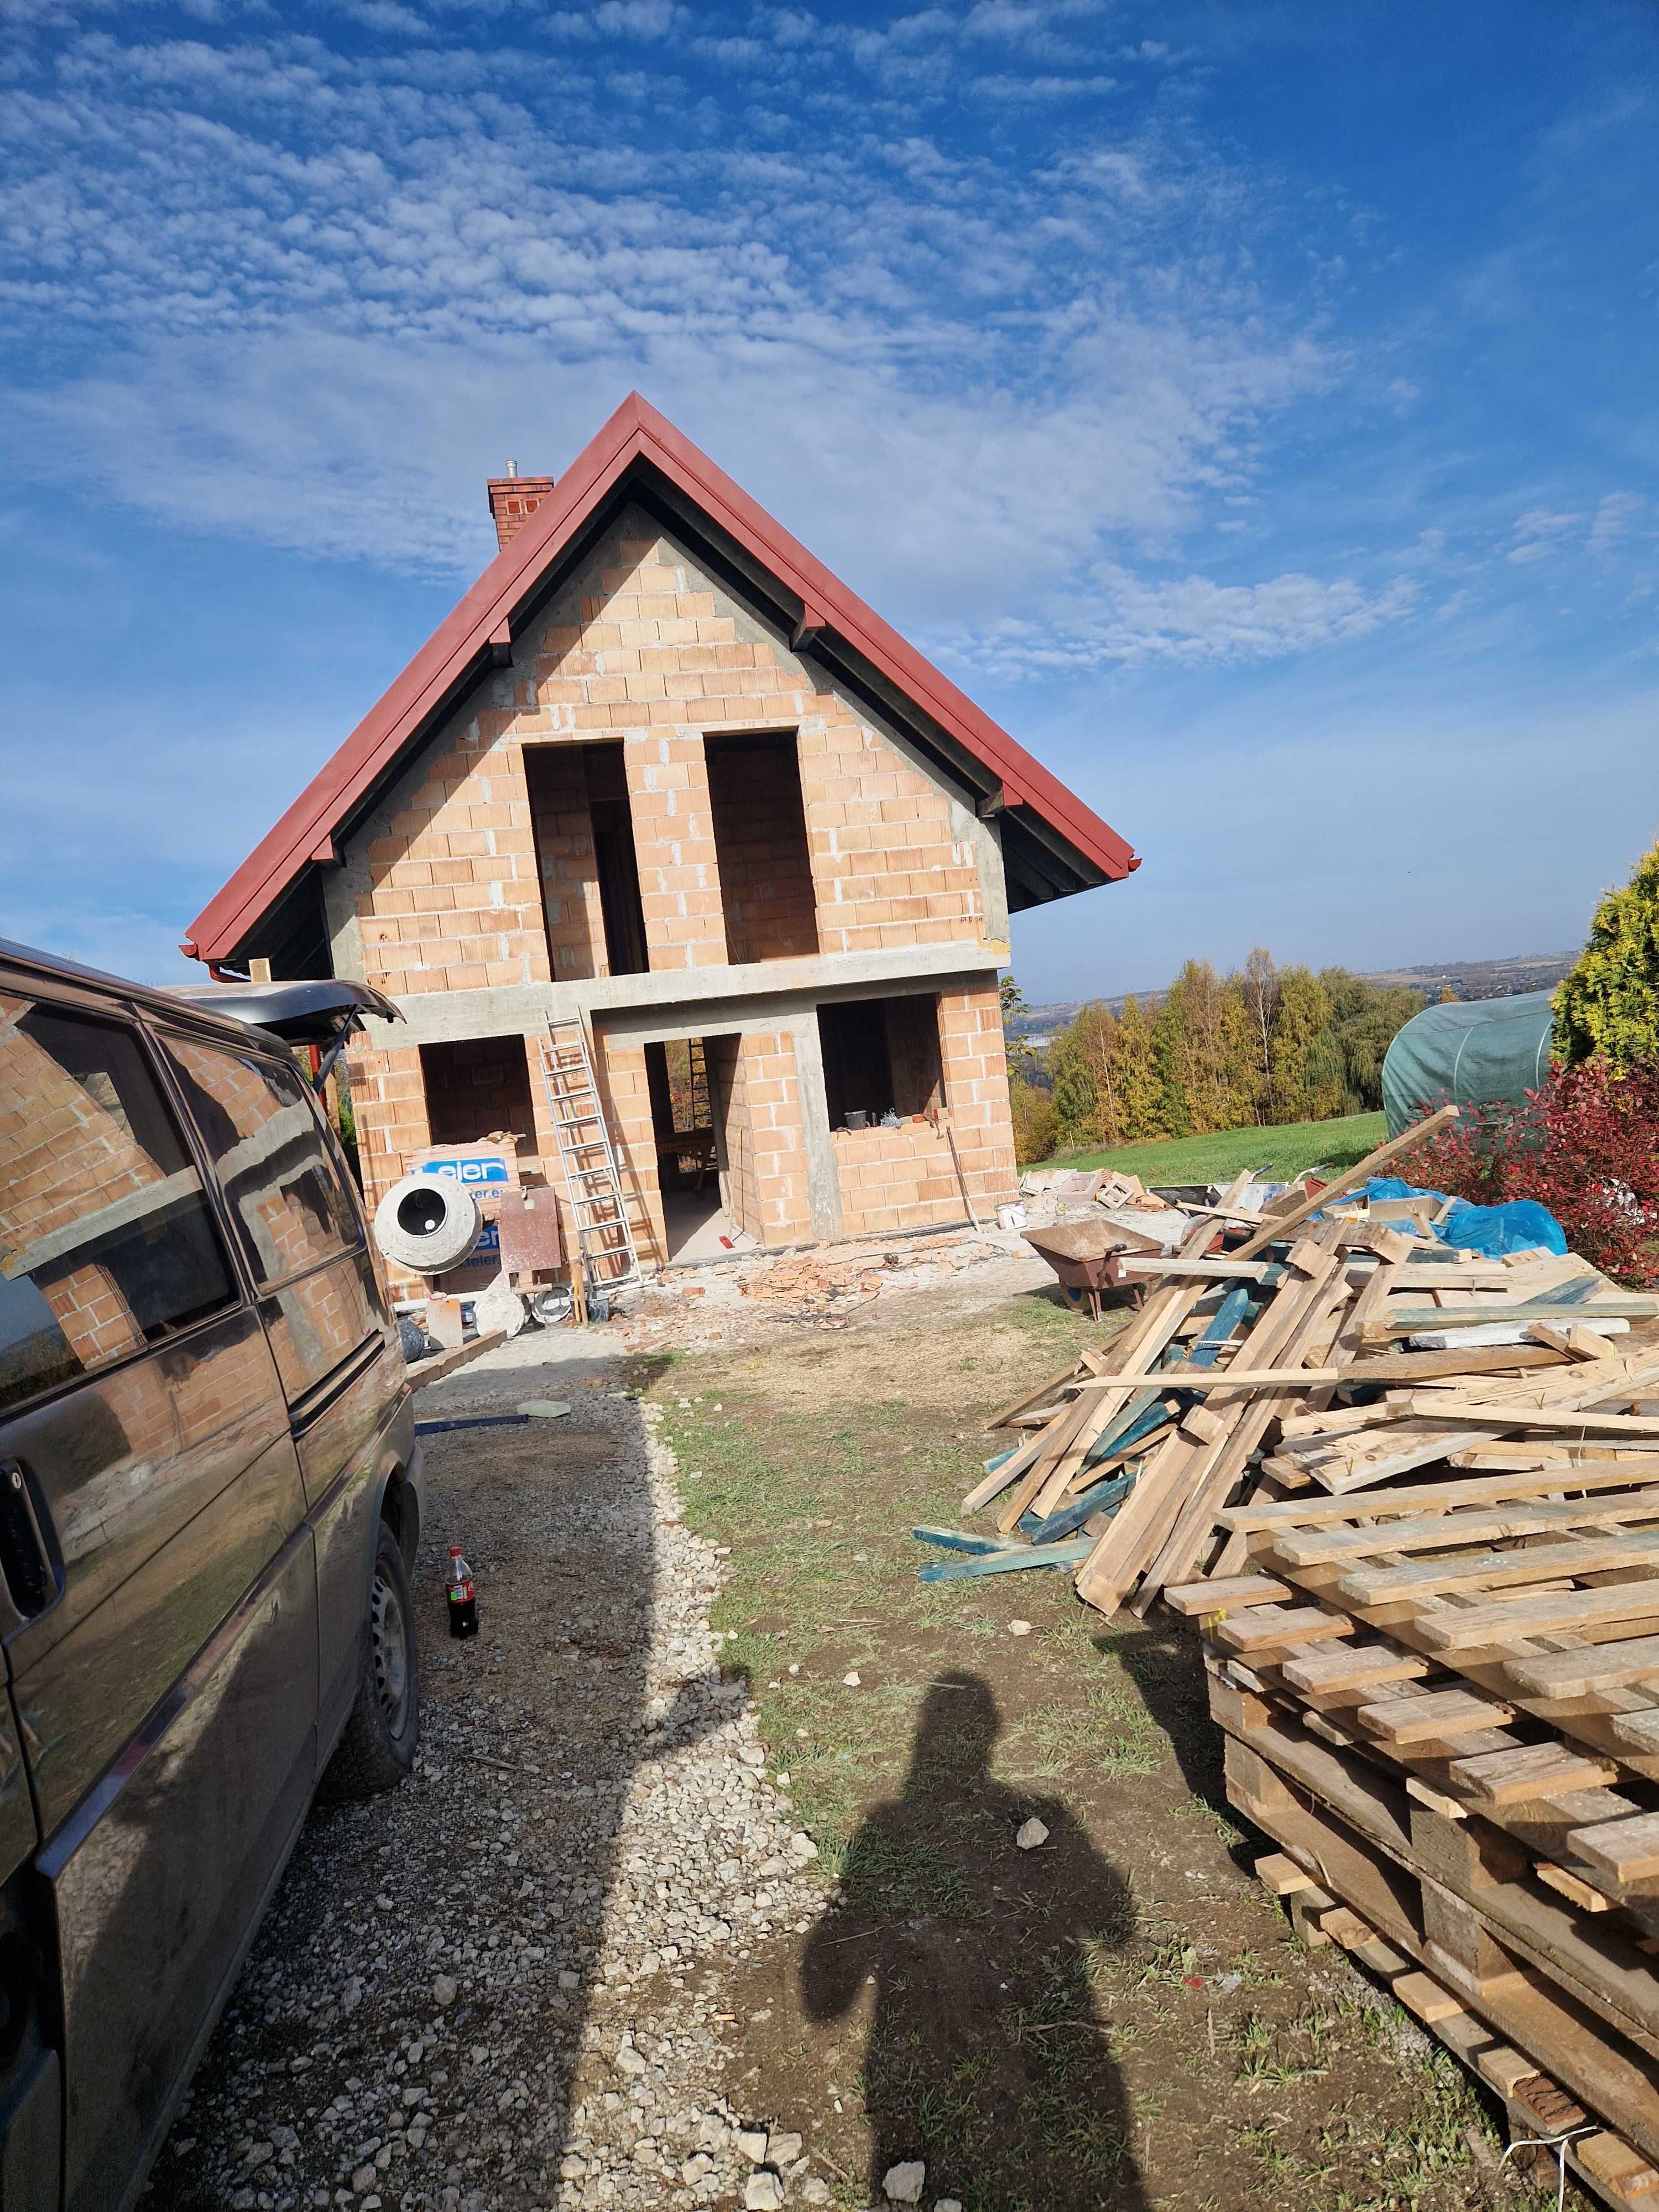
xmin=361 ymin=941 xmax=1004 ymax=1052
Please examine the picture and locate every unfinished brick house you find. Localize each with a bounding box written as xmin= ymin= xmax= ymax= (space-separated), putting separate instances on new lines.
xmin=184 ymin=395 xmax=1138 ymax=1273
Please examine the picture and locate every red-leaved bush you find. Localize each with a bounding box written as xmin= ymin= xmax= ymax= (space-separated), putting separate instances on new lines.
xmin=1405 ymin=1058 xmax=1659 ymax=1287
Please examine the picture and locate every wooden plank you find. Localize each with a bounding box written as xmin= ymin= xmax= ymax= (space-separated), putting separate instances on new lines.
xmin=1139 ymin=1247 xmax=1353 ymax=1601
xmin=1219 ymin=1702 xmax=1659 ymax=2041
xmin=1391 ymin=1969 xmax=1469 ymax=2023
xmin=1339 ymin=1344 xmax=1569 ymax=1383
xmin=1419 ymin=1583 xmax=1659 ymax=1653
xmin=1076 ymin=1364 xmax=1344 ymax=1391
xmin=1373 ymin=1300 xmax=1659 ymax=1337
xmin=1276 ymin=1498 xmax=1659 ymax=1569
xmin=1214 ymin=1604 xmax=1355 ymax=1656
xmin=1162 ymin=1573 xmax=1292 ymax=1616
xmin=1407 ymin=1399 xmax=1659 ymax=1439
xmin=1229 ymin=1103 xmax=1462 ymax=1262
xmin=1449 ymin=1743 xmax=1620 ymax=1807
xmin=1506 ymin=1637 xmax=1659 ymax=1702
xmin=1338 ymin=1534 xmax=1659 ymax=1607
xmin=1073 ymin=1244 xmax=1338 ymax=1614
xmin=1114 ymin=1255 xmax=1271 ymax=1280
xmin=1358 ymin=1688 xmax=1516 ymax=1744
xmin=1255 ymin=1850 xmax=1317 ymax=1896
xmin=1281 ymin=1643 xmax=1432 ymax=1694
xmin=1223 ymin=1460 xmax=1659 ymax=1534
xmin=1536 ymin=1861 xmax=1617 ymax=1914
xmin=1566 ymin=1813 xmax=1659 ymax=1888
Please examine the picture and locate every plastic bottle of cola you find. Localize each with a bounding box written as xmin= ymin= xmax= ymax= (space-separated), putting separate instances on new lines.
xmin=447 ymin=1546 xmax=478 ymax=1639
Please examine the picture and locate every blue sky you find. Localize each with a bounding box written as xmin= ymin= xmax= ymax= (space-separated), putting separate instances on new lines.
xmin=2 ymin=0 xmax=1656 ymax=1001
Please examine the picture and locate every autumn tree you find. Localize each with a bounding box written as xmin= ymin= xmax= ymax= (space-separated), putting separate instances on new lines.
xmin=1239 ymin=946 xmax=1279 ymax=1121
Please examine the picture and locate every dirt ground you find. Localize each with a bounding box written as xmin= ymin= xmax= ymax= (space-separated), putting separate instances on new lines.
xmin=166 ymin=1235 xmax=1570 ymax=2212
xmin=648 ymin=1254 xmax=1564 ymax=2212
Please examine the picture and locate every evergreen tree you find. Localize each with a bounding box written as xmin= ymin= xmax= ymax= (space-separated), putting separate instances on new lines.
xmin=1269 ymin=967 xmax=1343 ymax=1121
xmin=1554 ymin=837 xmax=1659 ymax=1070
xmin=1319 ymin=968 xmax=1426 ymax=1112
xmin=1046 ymin=1005 xmax=1104 ymax=1144
xmin=1113 ymin=994 xmax=1164 ymax=1140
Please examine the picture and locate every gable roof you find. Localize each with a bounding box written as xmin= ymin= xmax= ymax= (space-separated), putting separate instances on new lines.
xmin=183 ymin=393 xmax=1139 ymax=967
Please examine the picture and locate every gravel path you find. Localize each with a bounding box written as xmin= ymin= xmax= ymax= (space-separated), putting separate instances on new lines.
xmin=156 ymin=1350 xmax=832 ymax=2212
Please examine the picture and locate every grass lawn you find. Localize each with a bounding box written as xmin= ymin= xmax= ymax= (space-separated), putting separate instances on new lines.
xmin=1037 ymin=1109 xmax=1388 ymax=1186
xmin=639 ymin=1279 xmax=1521 ymax=2212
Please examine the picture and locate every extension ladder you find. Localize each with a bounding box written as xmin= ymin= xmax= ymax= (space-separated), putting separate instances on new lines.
xmin=536 ymin=1017 xmax=641 ymax=1290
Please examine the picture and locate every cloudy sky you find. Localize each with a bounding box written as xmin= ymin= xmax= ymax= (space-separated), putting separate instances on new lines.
xmin=3 ymin=0 xmax=1656 ymax=998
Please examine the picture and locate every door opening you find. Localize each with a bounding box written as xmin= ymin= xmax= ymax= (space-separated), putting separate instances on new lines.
xmin=645 ymin=1037 xmax=738 ymax=1260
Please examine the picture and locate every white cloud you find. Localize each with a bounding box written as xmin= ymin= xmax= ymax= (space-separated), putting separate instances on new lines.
xmin=0 ymin=22 xmax=1352 ymax=661
xmin=1589 ymin=491 xmax=1647 ymax=555
xmin=945 ymin=568 xmax=1419 ymax=675
xmin=973 ymin=72 xmax=1117 ymax=98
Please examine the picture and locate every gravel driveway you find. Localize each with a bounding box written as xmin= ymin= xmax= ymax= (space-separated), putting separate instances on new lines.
xmin=156 ymin=1339 xmax=830 ymax=2212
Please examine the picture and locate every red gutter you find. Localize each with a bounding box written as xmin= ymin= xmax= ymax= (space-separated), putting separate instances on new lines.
xmin=184 ymin=393 xmax=1136 ymax=962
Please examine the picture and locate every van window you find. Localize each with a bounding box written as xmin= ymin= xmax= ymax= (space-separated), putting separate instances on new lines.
xmin=162 ymin=1037 xmax=360 ymax=1285
xmin=0 ymin=996 xmax=238 ymax=1413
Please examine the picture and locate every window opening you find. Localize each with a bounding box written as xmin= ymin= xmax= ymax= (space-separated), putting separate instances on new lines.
xmin=525 ymin=742 xmax=648 ymax=980
xmin=703 ymin=732 xmax=818 ymax=964
xmin=419 ymin=1037 xmax=538 ymax=1155
xmin=818 ymin=995 xmax=944 ymax=1129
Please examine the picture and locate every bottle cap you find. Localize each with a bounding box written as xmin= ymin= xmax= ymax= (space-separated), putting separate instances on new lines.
xmin=450 ymin=1544 xmax=462 ymax=1556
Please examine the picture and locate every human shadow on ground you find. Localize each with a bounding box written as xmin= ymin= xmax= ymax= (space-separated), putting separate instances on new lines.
xmin=801 ymin=1672 xmax=1152 ymax=2211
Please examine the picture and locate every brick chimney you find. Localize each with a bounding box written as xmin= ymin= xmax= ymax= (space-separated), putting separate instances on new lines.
xmin=486 ymin=460 xmax=556 ymax=552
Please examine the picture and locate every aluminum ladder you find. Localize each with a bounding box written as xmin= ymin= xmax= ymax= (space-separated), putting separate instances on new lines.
xmin=536 ymin=1017 xmax=640 ymax=1289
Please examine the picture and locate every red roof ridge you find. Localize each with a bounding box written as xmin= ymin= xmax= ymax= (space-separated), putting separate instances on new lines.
xmin=184 ymin=392 xmax=1136 ymax=962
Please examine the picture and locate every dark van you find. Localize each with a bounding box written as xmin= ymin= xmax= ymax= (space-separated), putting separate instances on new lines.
xmin=0 ymin=940 xmax=422 ymax=2211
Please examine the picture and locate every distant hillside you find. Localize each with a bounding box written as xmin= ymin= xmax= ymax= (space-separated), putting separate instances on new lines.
xmin=1018 ymin=950 xmax=1579 ymax=1041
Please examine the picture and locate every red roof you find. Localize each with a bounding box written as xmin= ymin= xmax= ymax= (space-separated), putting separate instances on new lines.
xmin=184 ymin=393 xmax=1137 ymax=963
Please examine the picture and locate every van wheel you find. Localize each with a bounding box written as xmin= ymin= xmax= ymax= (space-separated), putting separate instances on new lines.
xmin=322 ymin=1522 xmax=421 ymax=1801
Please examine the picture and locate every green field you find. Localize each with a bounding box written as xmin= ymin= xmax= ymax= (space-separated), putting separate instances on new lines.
xmin=1036 ymin=1109 xmax=1389 ymax=1186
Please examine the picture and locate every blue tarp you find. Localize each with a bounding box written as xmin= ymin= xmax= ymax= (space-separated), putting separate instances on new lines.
xmin=1353 ymin=1176 xmax=1567 ymax=1258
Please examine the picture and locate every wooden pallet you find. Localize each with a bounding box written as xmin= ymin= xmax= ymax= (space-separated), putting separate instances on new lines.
xmin=1214 ymin=1671 xmax=1659 ymax=2178
xmin=1250 ymin=1846 xmax=1659 ymax=2210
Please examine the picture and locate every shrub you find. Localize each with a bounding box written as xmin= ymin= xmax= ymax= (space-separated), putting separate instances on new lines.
xmin=1554 ymin=837 xmax=1659 ymax=1070
xmin=1404 ymin=1059 xmax=1659 ymax=1286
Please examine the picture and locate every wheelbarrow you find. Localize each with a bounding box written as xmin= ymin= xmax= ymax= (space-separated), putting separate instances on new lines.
xmin=1021 ymin=1218 xmax=1166 ymax=1320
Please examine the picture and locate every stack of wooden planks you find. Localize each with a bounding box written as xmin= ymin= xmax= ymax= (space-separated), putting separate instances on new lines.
xmin=958 ymin=1107 xmax=1659 ymax=2201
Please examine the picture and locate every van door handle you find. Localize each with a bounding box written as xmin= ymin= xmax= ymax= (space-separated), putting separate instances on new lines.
xmin=0 ymin=1463 xmax=61 ymax=1623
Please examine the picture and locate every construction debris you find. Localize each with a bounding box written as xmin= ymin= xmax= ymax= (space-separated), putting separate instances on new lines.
xmin=951 ymin=1108 xmax=1659 ymax=2205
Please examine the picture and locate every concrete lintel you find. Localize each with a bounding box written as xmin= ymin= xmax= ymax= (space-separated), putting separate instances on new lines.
xmin=360 ymin=941 xmax=1004 ymax=1051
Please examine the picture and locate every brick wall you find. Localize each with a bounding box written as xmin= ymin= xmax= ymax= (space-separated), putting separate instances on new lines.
xmin=713 ymin=1030 xmax=812 ymax=1246
xmin=341 ymin=510 xmax=988 ymax=1014
xmin=832 ymin=1123 xmax=960 ymax=1239
xmin=591 ymin=1032 xmax=665 ymax=1270
xmin=937 ymin=984 xmax=1019 ymax=1207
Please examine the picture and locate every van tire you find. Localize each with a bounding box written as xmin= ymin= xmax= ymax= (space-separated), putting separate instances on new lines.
xmin=321 ymin=1522 xmax=421 ymax=1801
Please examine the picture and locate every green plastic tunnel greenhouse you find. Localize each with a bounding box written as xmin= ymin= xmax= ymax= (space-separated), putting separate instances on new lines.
xmin=1381 ymin=990 xmax=1558 ymax=1136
